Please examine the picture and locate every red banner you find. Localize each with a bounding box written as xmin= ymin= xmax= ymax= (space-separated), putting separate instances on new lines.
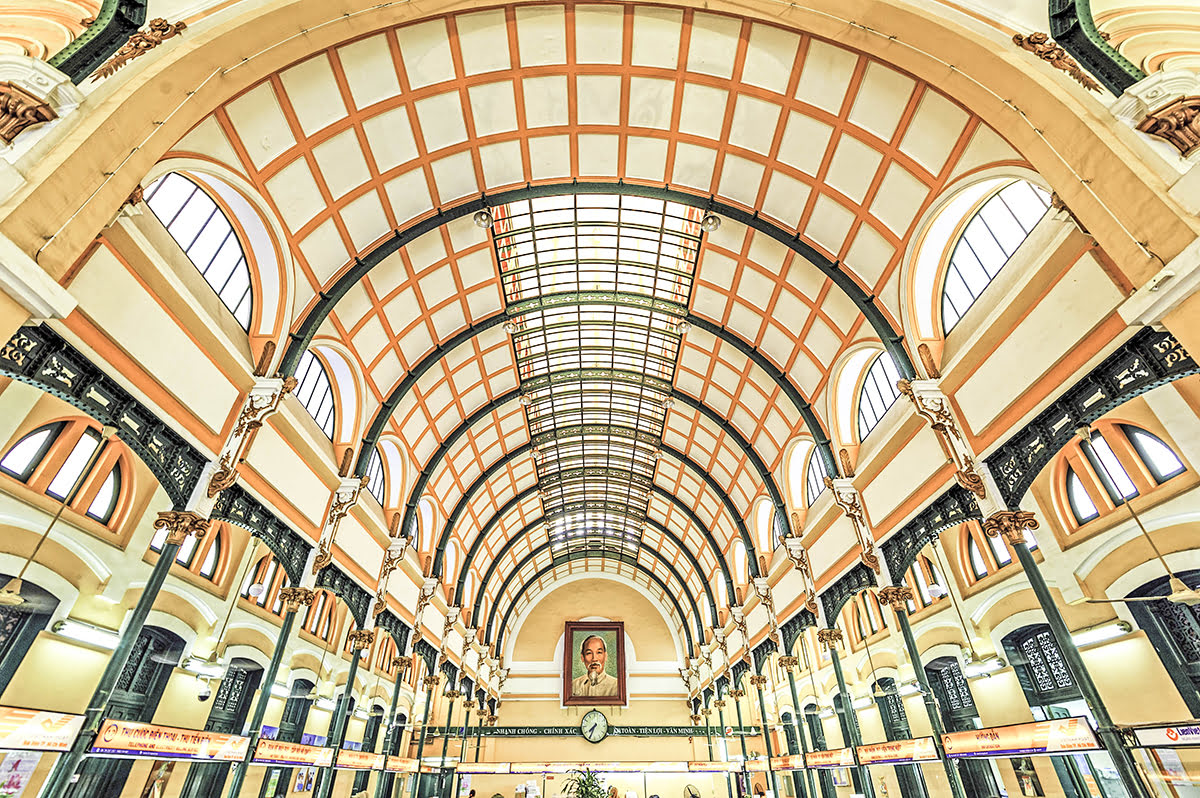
xmin=942 ymin=718 xmax=1101 ymax=759
xmin=252 ymin=739 xmax=334 ymax=767
xmin=90 ymin=720 xmax=248 ymax=762
xmin=805 ymin=747 xmax=856 ymax=769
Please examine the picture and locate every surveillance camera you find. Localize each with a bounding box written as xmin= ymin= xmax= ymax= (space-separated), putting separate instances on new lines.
xmin=198 ymin=683 xmax=213 ymax=702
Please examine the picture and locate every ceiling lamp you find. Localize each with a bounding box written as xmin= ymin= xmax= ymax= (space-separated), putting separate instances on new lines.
xmin=701 ymin=213 xmax=721 ymax=232
xmin=473 ymin=209 xmax=494 ymax=229
xmin=519 ymin=394 xmax=533 ymax=406
xmin=675 ymin=320 xmax=691 ymax=336
xmin=502 ymin=320 xmax=518 ymax=335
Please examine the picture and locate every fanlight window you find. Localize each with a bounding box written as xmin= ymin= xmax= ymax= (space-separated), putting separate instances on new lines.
xmin=0 ymin=420 xmax=125 ymax=526
xmin=150 ymin=523 xmax=225 ymax=581
xmin=961 ymin=520 xmax=1037 ymax=582
xmin=857 ymin=353 xmax=903 ymax=440
xmin=941 ymin=181 xmax=1051 ymax=333
xmin=905 ymin=555 xmax=946 ymax=611
xmin=364 ymin=448 xmax=386 ymax=504
xmin=145 ymin=173 xmax=253 ymax=330
xmin=806 ymin=449 xmax=829 ymax=506
xmin=241 ymin=554 xmax=291 ymax=615
xmin=1062 ymin=424 xmax=1186 ymax=527
xmin=294 ymin=350 xmax=336 ymax=440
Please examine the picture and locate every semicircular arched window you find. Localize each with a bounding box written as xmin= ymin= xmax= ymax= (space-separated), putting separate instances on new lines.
xmin=0 ymin=420 xmax=127 ymax=527
xmin=145 ymin=173 xmax=254 ymax=330
xmin=805 ymin=448 xmax=829 ymax=506
xmin=941 ymin=180 xmax=1051 ymax=333
xmin=364 ymin=447 xmax=386 ymax=505
xmin=857 ymin=353 xmax=903 ymax=440
xmin=294 ymin=350 xmax=337 ymax=440
xmin=150 ymin=521 xmax=226 ymax=583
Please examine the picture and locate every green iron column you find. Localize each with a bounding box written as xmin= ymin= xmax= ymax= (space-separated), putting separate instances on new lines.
xmin=877 ymin=586 xmax=967 ymax=798
xmin=474 ymin=706 xmax=486 ymax=762
xmin=715 ymin=699 xmax=735 ymax=798
xmin=375 ymin=655 xmax=412 ymax=798
xmin=41 ymin=511 xmax=208 ymax=798
xmin=702 ymin=707 xmax=714 ymax=761
xmin=410 ymin=670 xmax=440 ymax=798
xmin=984 ymin=512 xmax=1151 ymax=798
xmin=315 ymin=628 xmax=371 ymax=798
xmin=749 ymin=675 xmax=782 ymax=798
xmin=820 ymin=628 xmax=874 ymax=798
xmin=226 ymin=587 xmax=314 ymax=798
xmin=730 ymin=688 xmax=751 ymax=797
xmin=779 ymin=657 xmax=814 ymax=798
xmin=436 ymin=689 xmax=460 ymax=796
xmin=458 ymin=700 xmax=474 ymax=766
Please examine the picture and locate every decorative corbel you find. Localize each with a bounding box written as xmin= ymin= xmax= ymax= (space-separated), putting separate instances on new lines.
xmin=823 ymin=477 xmax=880 ymax=573
xmin=311 ymin=475 xmax=370 ymax=574
xmin=372 ymin=538 xmax=408 ymax=621
xmin=207 ymin=376 xmax=298 ymax=499
xmin=92 ymin=18 xmax=187 ymax=81
xmin=411 ymin=573 xmax=440 ymax=644
xmin=0 ymin=82 xmax=55 ymax=145
xmin=1012 ymin=32 xmax=1102 ymax=92
xmin=781 ymin=512 xmax=820 ymax=614
xmin=897 ymin=379 xmax=986 ymax=500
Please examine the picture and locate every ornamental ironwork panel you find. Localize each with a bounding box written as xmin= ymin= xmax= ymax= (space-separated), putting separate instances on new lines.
xmin=315 ymin=565 xmax=372 ymax=628
xmin=752 ymin=637 xmax=778 ymax=674
xmin=440 ymin=659 xmax=459 ymax=688
xmin=48 ymin=0 xmax=148 ymax=83
xmin=211 ymin=484 xmax=311 ymax=584
xmin=781 ymin=609 xmax=817 ymax=655
xmin=1049 ymin=0 xmax=1145 ymax=95
xmin=475 ymin=688 xmax=487 ymax=706
xmin=986 ymin=328 xmax=1197 ymax=509
xmin=376 ymin=610 xmax=410 ymax=654
xmin=731 ymin=659 xmax=750 ymax=688
xmin=415 ymin=640 xmax=438 ymax=673
xmin=703 ymin=687 xmax=714 ymax=707
xmin=460 ymin=676 xmax=474 ymax=697
xmin=0 ymin=324 xmax=207 ymax=508
xmin=715 ymin=674 xmax=729 ymax=698
xmin=820 ymin=563 xmax=878 ymax=622
xmin=880 ymin=485 xmax=980 ymax=582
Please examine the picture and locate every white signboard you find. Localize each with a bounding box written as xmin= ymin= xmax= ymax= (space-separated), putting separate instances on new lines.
xmin=1132 ymin=724 xmax=1200 ymax=748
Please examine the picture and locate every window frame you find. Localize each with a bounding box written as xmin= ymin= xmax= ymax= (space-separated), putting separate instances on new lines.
xmin=960 ymin=519 xmax=1037 ymax=584
xmin=856 ymin=353 xmax=903 ymax=441
xmin=293 ymin=350 xmax=338 ymax=440
xmin=364 ymin=447 xmax=386 ymax=505
xmin=150 ymin=522 xmax=227 ymax=584
xmin=805 ymin=448 xmax=829 ymax=507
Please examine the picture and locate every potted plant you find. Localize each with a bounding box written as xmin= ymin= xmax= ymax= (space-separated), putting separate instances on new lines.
xmin=563 ymin=769 xmax=605 ymax=798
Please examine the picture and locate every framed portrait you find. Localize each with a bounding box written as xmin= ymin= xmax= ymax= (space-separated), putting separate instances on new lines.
xmin=562 ymin=620 xmax=626 ymax=706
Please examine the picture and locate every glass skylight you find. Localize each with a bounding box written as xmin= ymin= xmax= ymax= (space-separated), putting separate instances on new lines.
xmin=491 ymin=194 xmax=705 ymax=557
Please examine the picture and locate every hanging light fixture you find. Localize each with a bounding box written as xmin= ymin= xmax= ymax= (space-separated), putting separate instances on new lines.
xmin=701 ymin=213 xmax=721 ymax=232
xmin=0 ymin=424 xmax=117 ymax=607
xmin=928 ymin=538 xmax=1003 ymax=674
xmin=473 ymin=209 xmax=494 ymax=229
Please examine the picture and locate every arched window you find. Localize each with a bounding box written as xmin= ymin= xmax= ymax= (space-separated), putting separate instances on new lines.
xmin=418 ymin=497 xmax=435 ymax=552
xmin=462 ymin=571 xmax=477 ymax=610
xmin=905 ymin=555 xmax=946 ymax=611
xmin=941 ymin=180 xmax=1050 ymax=333
xmin=1058 ymin=423 xmax=1187 ymax=529
xmin=145 ymin=173 xmax=254 ymax=330
xmin=150 ymin=522 xmax=226 ymax=583
xmin=805 ymin=449 xmax=829 ymax=506
xmin=787 ymin=442 xmax=813 ymax=509
xmin=754 ymin=500 xmax=774 ymax=552
xmin=364 ymin=447 xmax=386 ymax=504
xmin=960 ymin=519 xmax=1037 ymax=583
xmin=302 ymin=589 xmax=337 ymax=642
xmin=857 ymin=353 xmax=902 ymax=440
xmin=294 ymin=350 xmax=337 ymax=439
xmin=733 ymin=541 xmax=747 ymax=584
xmin=0 ymin=420 xmax=127 ymax=526
xmin=240 ymin=553 xmax=293 ymax=615
xmin=445 ymin=542 xmax=459 ymax=596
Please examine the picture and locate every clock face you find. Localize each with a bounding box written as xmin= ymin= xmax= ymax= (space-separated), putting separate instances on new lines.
xmin=581 ymin=709 xmax=608 ymax=743
xmin=685 ymin=786 xmax=701 ymax=798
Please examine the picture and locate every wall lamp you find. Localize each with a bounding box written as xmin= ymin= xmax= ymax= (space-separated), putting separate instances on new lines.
xmin=183 ymin=657 xmax=225 ymax=678
xmin=1071 ymin=620 xmax=1132 ymax=648
xmin=963 ymin=654 xmax=1006 ymax=679
xmin=51 ymin=619 xmax=120 ymax=650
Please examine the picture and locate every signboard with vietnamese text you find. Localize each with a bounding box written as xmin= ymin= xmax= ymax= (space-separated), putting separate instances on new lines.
xmin=689 ymin=762 xmax=741 ymax=773
xmin=942 ymin=718 xmax=1101 ymax=759
xmin=335 ymin=749 xmax=384 ymax=770
xmin=89 ymin=720 xmax=248 ymax=762
xmin=769 ymin=754 xmax=806 ymax=771
xmin=1131 ymin=723 xmax=1200 ymax=748
xmin=252 ymin=739 xmax=334 ymax=767
xmin=385 ymin=757 xmax=419 ymax=773
xmin=745 ymin=760 xmax=769 ymax=772
xmin=457 ymin=763 xmax=511 ymax=774
xmin=805 ymin=748 xmax=856 ymax=769
xmin=0 ymin=707 xmax=84 ymax=752
xmin=857 ymin=738 xmax=939 ymax=766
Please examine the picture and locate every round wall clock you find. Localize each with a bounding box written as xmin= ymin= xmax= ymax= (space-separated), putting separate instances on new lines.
xmin=580 ymin=709 xmax=609 ymax=743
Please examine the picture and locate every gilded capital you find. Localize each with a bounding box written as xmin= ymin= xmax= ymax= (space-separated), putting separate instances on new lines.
xmin=348 ymin=629 xmax=375 ymax=650
xmin=748 ymin=675 xmax=768 ymax=687
xmin=777 ymin=655 xmax=799 ymax=670
xmin=392 ymin=655 xmax=412 ymax=672
xmin=487 ymin=714 xmax=498 ymax=725
xmin=727 ymin=689 xmax=745 ymax=699
xmin=982 ymin=510 xmax=1039 ymax=547
xmin=877 ymin=586 xmax=914 ymax=612
xmin=445 ymin=689 xmax=462 ymax=699
xmin=701 ymin=708 xmax=712 ymax=717
xmin=153 ymin=511 xmax=209 ymax=545
xmin=279 ymin=586 xmax=316 ymax=613
xmin=816 ymin=627 xmax=843 ymax=651
xmin=713 ymin=699 xmax=726 ymax=709
xmin=462 ymin=699 xmax=475 ymax=709
xmin=690 ymin=714 xmax=702 ymax=724
xmin=423 ymin=673 xmax=442 ymax=689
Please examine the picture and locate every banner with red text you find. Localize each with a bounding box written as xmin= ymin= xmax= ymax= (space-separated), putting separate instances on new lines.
xmin=90 ymin=720 xmax=248 ymax=762
xmin=942 ymin=718 xmax=1100 ymax=759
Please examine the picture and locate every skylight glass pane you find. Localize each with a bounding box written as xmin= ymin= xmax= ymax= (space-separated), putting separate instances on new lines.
xmin=1067 ymin=469 xmax=1099 ymax=524
xmin=294 ymin=350 xmax=336 ymax=439
xmin=86 ymin=468 xmax=119 ymax=523
xmin=46 ymin=432 xmax=100 ymax=500
xmin=0 ymin=426 xmax=56 ymax=480
xmin=1124 ymin=427 xmax=1185 ymax=483
xmin=1089 ymin=433 xmax=1139 ymax=501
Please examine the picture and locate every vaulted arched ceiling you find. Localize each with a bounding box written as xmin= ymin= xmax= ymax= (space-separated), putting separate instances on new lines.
xmin=159 ymin=1 xmax=1032 ymax=645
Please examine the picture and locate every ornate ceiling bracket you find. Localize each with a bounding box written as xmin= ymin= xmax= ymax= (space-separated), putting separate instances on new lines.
xmin=1012 ymin=32 xmax=1102 ymax=92
xmin=823 ymin=477 xmax=880 ymax=574
xmin=311 ymin=475 xmax=369 ymax=576
xmin=205 ymin=376 xmax=297 ymax=501
xmin=0 ymin=82 xmax=56 ymax=146
xmin=411 ymin=573 xmax=440 ymax=646
xmin=782 ymin=511 xmax=819 ymax=615
xmin=1136 ymin=97 xmax=1200 ymax=158
xmin=751 ymin=574 xmax=781 ymax=647
xmin=897 ymin=379 xmax=1006 ymax=518
xmin=372 ymin=536 xmax=409 ymax=624
xmin=90 ymin=18 xmax=186 ymax=82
